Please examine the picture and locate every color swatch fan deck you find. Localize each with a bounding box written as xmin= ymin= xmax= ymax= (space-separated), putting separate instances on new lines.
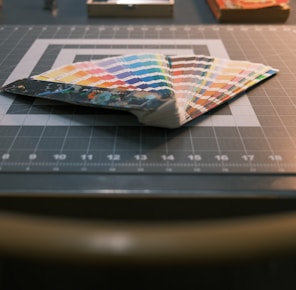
xmin=2 ymin=53 xmax=278 ymax=128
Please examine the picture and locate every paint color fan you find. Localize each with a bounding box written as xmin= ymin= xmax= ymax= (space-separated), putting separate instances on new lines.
xmin=2 ymin=53 xmax=278 ymax=128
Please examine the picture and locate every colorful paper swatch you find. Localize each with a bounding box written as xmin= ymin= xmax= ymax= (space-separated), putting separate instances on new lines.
xmin=2 ymin=53 xmax=278 ymax=128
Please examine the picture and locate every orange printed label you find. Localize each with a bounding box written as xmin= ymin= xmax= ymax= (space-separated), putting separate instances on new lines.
xmin=217 ymin=0 xmax=289 ymax=9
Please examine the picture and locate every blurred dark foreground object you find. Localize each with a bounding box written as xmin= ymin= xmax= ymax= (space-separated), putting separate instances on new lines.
xmin=1 ymin=210 xmax=296 ymax=265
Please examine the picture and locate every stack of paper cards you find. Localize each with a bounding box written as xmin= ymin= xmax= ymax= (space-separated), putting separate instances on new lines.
xmin=2 ymin=53 xmax=278 ymax=128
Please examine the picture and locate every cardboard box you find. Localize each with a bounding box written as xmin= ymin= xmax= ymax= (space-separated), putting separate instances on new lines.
xmin=87 ymin=0 xmax=174 ymax=17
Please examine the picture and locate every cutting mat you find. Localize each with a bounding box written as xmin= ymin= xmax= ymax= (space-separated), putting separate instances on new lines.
xmin=0 ymin=25 xmax=296 ymax=195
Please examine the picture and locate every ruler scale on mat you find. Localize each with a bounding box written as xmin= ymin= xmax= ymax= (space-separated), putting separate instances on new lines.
xmin=0 ymin=25 xmax=295 ymax=175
